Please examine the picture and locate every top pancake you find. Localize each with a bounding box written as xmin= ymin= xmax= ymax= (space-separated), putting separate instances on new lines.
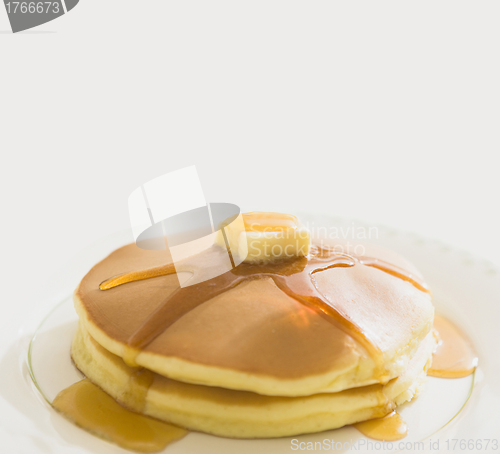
xmin=74 ymin=241 xmax=434 ymax=397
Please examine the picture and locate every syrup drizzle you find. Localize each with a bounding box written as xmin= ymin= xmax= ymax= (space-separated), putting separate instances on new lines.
xmin=428 ymin=314 xmax=478 ymax=379
xmin=358 ymin=257 xmax=430 ymax=294
xmin=353 ymin=410 xmax=408 ymax=441
xmin=53 ymin=379 xmax=187 ymax=453
xmin=99 ymin=244 xmax=430 ymax=380
xmin=353 ymin=314 xmax=478 ymax=441
xmin=99 ymin=263 xmax=176 ymax=290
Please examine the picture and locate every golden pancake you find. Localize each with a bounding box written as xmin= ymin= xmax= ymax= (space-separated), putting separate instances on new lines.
xmin=74 ymin=239 xmax=434 ymax=397
xmin=71 ymin=321 xmax=435 ymax=438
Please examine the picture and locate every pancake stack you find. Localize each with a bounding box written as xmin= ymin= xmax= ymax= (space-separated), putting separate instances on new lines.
xmin=71 ymin=222 xmax=435 ymax=439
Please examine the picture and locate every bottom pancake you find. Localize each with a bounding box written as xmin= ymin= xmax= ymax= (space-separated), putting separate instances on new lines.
xmin=70 ymin=323 xmax=435 ymax=439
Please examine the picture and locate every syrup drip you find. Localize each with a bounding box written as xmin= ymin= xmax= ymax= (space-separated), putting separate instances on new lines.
xmin=100 ymin=263 xmax=176 ymax=290
xmin=353 ymin=314 xmax=478 ymax=442
xmin=358 ymin=257 xmax=430 ymax=294
xmin=353 ymin=411 xmax=408 ymax=441
xmin=52 ymin=379 xmax=187 ymax=453
xmin=428 ymin=314 xmax=478 ymax=378
xmin=99 ymin=244 xmax=430 ymax=380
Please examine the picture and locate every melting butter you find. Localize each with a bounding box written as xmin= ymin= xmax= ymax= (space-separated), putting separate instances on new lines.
xmin=242 ymin=212 xmax=300 ymax=232
xmin=52 ymin=379 xmax=187 ymax=453
xmin=217 ymin=211 xmax=312 ymax=263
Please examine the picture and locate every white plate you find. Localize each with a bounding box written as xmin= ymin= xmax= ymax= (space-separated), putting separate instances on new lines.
xmin=5 ymin=217 xmax=500 ymax=453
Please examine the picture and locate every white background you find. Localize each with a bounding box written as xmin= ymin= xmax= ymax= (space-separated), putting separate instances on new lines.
xmin=0 ymin=2 xmax=499 ymax=449
xmin=2 ymin=0 xmax=500 ymax=341
xmin=2 ymin=0 xmax=500 ymax=340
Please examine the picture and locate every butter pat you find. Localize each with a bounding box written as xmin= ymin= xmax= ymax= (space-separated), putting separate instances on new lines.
xmin=216 ymin=212 xmax=311 ymax=263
